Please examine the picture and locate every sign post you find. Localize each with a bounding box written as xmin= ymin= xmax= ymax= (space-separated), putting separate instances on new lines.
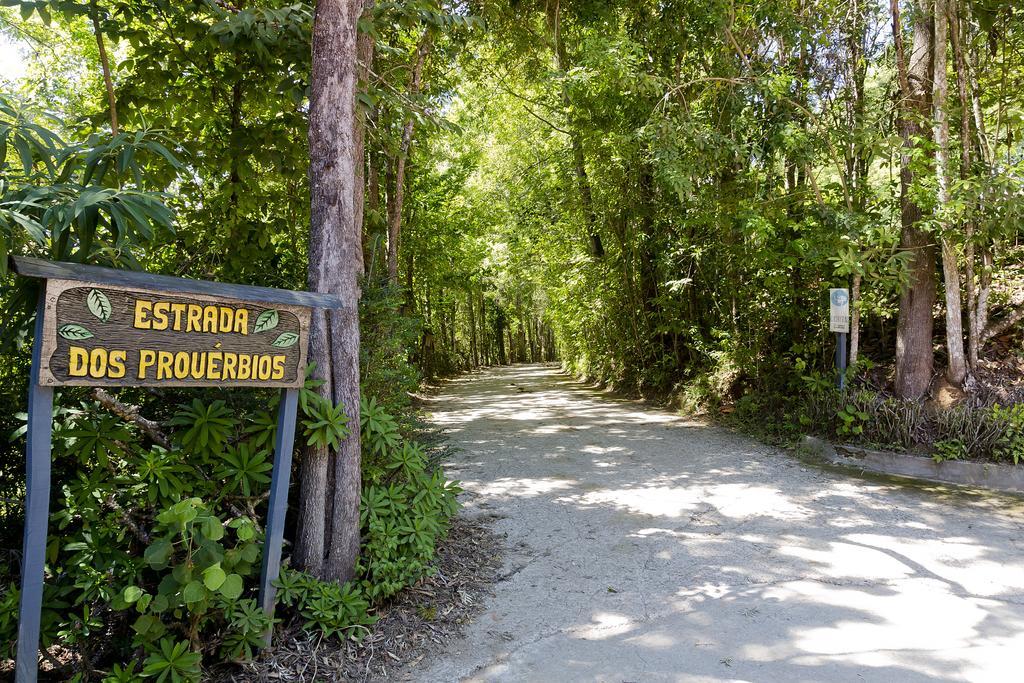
xmin=10 ymin=257 xmax=341 ymax=682
xmin=829 ymin=288 xmax=850 ymax=390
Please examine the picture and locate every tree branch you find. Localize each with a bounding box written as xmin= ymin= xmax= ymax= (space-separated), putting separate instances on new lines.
xmin=90 ymin=1 xmax=118 ymax=135
xmin=91 ymin=388 xmax=171 ymax=450
xmin=982 ymin=296 xmax=1024 ymax=343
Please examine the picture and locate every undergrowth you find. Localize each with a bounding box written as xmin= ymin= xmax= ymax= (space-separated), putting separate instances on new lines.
xmin=0 ymin=366 xmax=459 ymax=681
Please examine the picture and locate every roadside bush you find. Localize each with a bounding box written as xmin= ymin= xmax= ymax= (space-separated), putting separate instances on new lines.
xmin=0 ymin=371 xmax=458 ymax=680
xmin=989 ymin=403 xmax=1024 ymax=464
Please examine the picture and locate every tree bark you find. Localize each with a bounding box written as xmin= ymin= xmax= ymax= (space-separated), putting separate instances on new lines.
xmin=950 ymin=1 xmax=979 ymax=369
xmin=386 ymin=31 xmax=431 ymax=284
xmin=545 ymin=0 xmax=604 ymax=258
xmin=90 ymin=1 xmax=119 ymax=135
xmin=892 ymin=0 xmax=938 ymax=400
xmin=351 ymin=0 xmax=375 ymax=277
xmin=297 ymin=0 xmax=364 ymax=584
xmin=933 ymin=0 xmax=967 ymax=385
xmin=850 ymin=273 xmax=861 ymax=366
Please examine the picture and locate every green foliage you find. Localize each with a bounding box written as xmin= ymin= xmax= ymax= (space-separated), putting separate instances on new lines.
xmin=0 ymin=360 xmax=458 ymax=677
xmin=141 ymin=639 xmax=203 ymax=683
xmin=0 ymin=94 xmax=178 ymax=273
xmin=990 ymin=404 xmax=1024 ymax=465
xmin=358 ymin=396 xmax=460 ymax=601
xmin=273 ymin=568 xmax=375 ymax=639
xmin=836 ymin=403 xmax=870 ymax=438
xmin=933 ymin=440 xmax=967 ymax=464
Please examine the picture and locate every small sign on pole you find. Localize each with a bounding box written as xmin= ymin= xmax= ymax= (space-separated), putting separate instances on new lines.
xmin=829 ymin=288 xmax=850 ymax=333
xmin=9 ymin=256 xmax=341 ymax=683
xmin=830 ymin=288 xmax=849 ymax=389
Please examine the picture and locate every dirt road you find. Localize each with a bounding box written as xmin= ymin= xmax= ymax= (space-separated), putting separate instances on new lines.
xmin=405 ymin=364 xmax=1024 ymax=682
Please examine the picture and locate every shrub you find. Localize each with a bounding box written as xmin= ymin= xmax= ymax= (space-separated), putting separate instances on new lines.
xmin=989 ymin=403 xmax=1024 ymax=465
xmin=0 ymin=369 xmax=459 ymax=680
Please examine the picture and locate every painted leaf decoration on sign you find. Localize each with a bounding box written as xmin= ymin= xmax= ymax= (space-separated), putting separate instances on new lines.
xmin=253 ymin=309 xmax=279 ymax=333
xmin=87 ymin=288 xmax=112 ymax=322
xmin=271 ymin=332 xmax=299 ymax=348
xmin=58 ymin=324 xmax=93 ymax=340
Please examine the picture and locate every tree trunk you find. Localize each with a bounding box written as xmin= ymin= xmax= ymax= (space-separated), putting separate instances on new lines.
xmin=934 ymin=0 xmax=967 ymax=385
xmin=298 ymin=0 xmax=364 ymax=584
xmin=850 ymin=273 xmax=861 ymax=366
xmin=350 ymin=0 xmax=375 ymax=277
xmin=90 ymin=1 xmax=119 ymax=135
xmin=950 ymin=1 xmax=979 ymax=370
xmin=386 ymin=31 xmax=432 ymax=284
xmin=545 ymin=1 xmax=604 ymax=258
xmin=468 ymin=289 xmax=478 ymax=367
xmin=892 ymin=0 xmax=937 ymax=400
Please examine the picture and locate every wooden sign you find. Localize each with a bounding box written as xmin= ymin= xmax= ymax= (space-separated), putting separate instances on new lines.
xmin=39 ymin=280 xmax=310 ymax=388
xmin=9 ymin=256 xmax=341 ymax=683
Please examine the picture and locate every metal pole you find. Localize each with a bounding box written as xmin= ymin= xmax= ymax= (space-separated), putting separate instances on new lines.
xmin=16 ymin=288 xmax=54 ymax=683
xmin=836 ymin=331 xmax=848 ymax=391
xmin=257 ymin=387 xmax=299 ymax=645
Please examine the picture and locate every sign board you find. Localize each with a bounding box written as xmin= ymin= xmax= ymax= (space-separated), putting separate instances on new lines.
xmin=829 ymin=288 xmax=850 ymax=333
xmin=9 ymin=256 xmax=340 ymax=683
xmin=39 ymin=280 xmax=310 ymax=388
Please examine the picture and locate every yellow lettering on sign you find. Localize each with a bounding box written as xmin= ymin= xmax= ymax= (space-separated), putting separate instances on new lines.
xmin=235 ymin=309 xmax=249 ymax=335
xmin=108 ymin=350 xmax=127 ymax=379
xmin=237 ymin=354 xmax=252 ymax=380
xmin=88 ymin=348 xmax=108 ymax=378
xmin=208 ymin=351 xmax=223 ymax=380
xmin=202 ymin=306 xmax=218 ymax=333
xmin=257 ymin=356 xmax=273 ymax=381
xmin=134 ymin=300 xmax=153 ymax=329
xmin=69 ymin=346 xmax=89 ymax=377
xmin=138 ymin=350 xmax=156 ymax=379
xmin=173 ymin=352 xmax=190 ymax=380
xmin=222 ymin=352 xmax=238 ymax=380
xmin=157 ymin=351 xmax=173 ymax=380
xmin=271 ymin=355 xmax=286 ymax=380
xmin=170 ymin=303 xmax=187 ymax=331
xmin=152 ymin=302 xmax=170 ymax=330
xmin=186 ymin=306 xmax=202 ymax=333
xmin=190 ymin=352 xmax=206 ymax=379
xmin=218 ymin=307 xmax=233 ymax=333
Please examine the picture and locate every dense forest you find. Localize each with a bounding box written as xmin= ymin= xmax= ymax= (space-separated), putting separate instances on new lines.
xmin=0 ymin=0 xmax=1022 ymax=678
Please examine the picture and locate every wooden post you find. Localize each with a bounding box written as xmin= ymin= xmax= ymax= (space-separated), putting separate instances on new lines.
xmin=258 ymin=387 xmax=299 ymax=644
xmin=15 ymin=288 xmax=54 ymax=683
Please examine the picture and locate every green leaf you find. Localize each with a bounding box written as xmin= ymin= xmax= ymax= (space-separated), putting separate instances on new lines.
xmin=123 ymin=585 xmax=143 ymax=603
xmin=144 ymin=540 xmax=174 ymax=570
xmin=253 ymin=309 xmax=279 ymax=333
xmin=87 ymin=289 xmax=112 ymax=322
xmin=203 ymin=563 xmax=227 ymax=591
xmin=271 ymin=331 xmax=299 ymax=348
xmin=58 ymin=324 xmax=93 ymax=340
xmin=219 ymin=573 xmax=244 ymax=600
xmin=182 ymin=580 xmax=206 ymax=604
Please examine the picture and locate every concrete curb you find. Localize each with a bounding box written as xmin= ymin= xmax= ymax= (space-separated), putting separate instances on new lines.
xmin=800 ymin=435 xmax=1024 ymax=494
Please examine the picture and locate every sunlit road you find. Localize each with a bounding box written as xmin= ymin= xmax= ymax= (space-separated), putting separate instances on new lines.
xmin=405 ymin=364 xmax=1024 ymax=683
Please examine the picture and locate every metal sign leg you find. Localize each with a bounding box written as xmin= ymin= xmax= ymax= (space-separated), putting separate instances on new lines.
xmin=16 ymin=291 xmax=54 ymax=683
xmin=836 ymin=332 xmax=848 ymax=391
xmin=257 ymin=387 xmax=299 ymax=646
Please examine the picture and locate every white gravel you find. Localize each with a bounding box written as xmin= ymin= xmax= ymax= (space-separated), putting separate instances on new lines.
xmin=405 ymin=364 xmax=1024 ymax=683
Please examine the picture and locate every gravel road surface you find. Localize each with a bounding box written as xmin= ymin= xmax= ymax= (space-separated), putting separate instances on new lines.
xmin=405 ymin=364 xmax=1024 ymax=682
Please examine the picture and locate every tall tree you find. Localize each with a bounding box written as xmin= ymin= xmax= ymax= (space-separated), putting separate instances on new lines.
xmin=387 ymin=30 xmax=432 ymax=284
xmin=933 ymin=0 xmax=968 ymax=385
xmin=295 ymin=0 xmax=364 ymax=583
xmin=892 ymin=0 xmax=937 ymax=399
